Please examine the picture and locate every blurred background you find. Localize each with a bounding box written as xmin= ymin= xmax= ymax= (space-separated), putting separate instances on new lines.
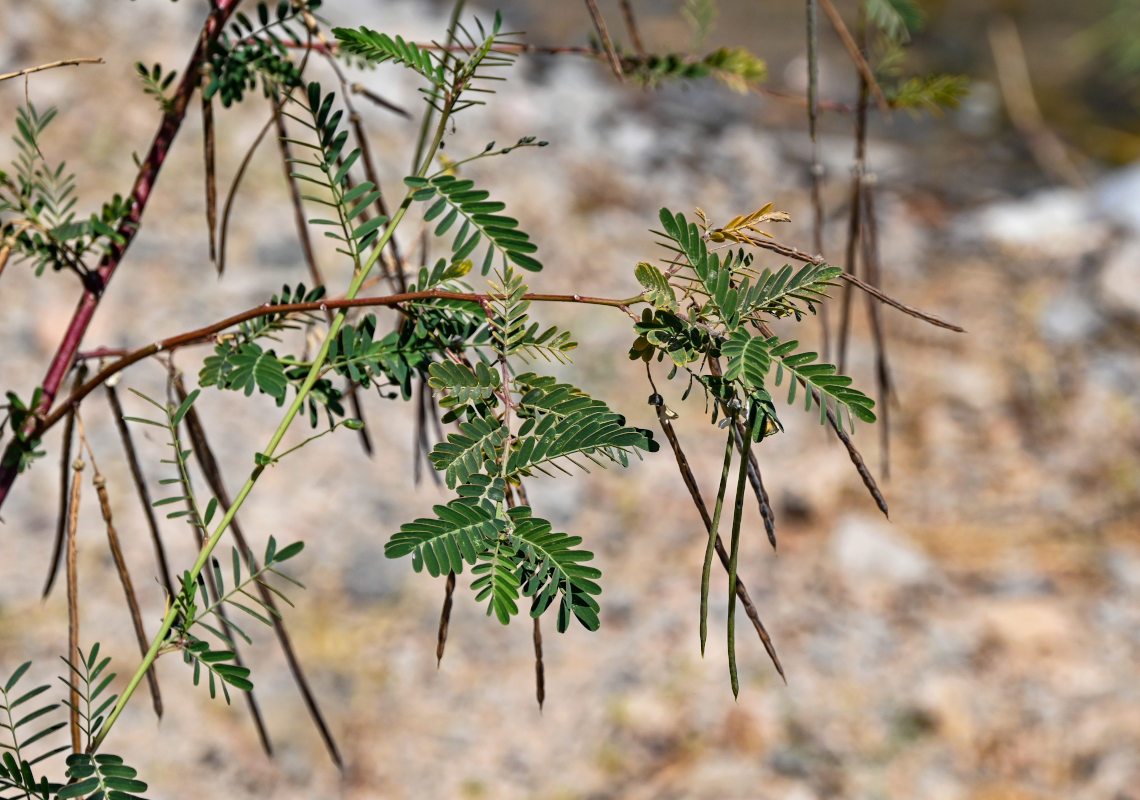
xmin=1 ymin=1 xmax=1138 ymax=798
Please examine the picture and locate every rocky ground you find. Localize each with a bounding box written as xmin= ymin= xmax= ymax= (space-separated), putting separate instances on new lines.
xmin=1 ymin=2 xmax=1138 ymax=799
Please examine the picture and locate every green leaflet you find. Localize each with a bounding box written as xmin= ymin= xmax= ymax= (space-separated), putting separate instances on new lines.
xmin=721 ymin=328 xmax=772 ymax=389
xmin=510 ymin=507 xmax=601 ymax=632
xmin=655 ymin=207 xmax=842 ymax=326
xmin=634 ymin=261 xmax=678 ymax=310
xmin=386 ymin=495 xmax=503 ymax=576
xmin=722 ymin=331 xmax=876 ymax=429
xmin=332 ymin=27 xmax=446 ymax=87
xmin=428 ymin=360 xmax=501 ymax=407
xmin=0 ymin=660 xmax=66 ymax=796
xmin=429 ymin=416 xmax=509 ymax=488
xmin=629 ymin=308 xmax=713 ymax=366
xmin=407 ymin=176 xmax=542 ymax=274
xmin=471 ymin=540 xmax=520 ymax=625
xmin=204 ymin=3 xmax=305 ymax=106
xmin=200 ymin=341 xmax=288 ymax=402
xmin=507 ymin=410 xmax=657 ymax=477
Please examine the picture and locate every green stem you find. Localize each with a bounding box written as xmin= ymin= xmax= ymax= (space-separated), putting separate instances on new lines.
xmin=92 ymin=94 xmax=454 ymax=755
xmin=699 ymin=427 xmax=736 ymax=655
xmin=727 ymin=402 xmax=758 ymax=698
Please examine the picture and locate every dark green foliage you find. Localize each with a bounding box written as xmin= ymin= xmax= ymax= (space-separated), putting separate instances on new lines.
xmin=331 ymin=28 xmax=446 ymax=87
xmin=404 ymin=174 xmax=542 ymax=275
xmin=199 ymin=283 xmax=350 ymax=425
xmin=721 ymin=331 xmax=876 ymax=431
xmin=387 ymin=497 xmax=602 ymax=632
xmin=60 ymin=753 xmax=147 ymax=800
xmin=0 ymin=661 xmax=66 ymax=799
xmin=633 ymin=207 xmax=873 ymax=433
xmin=629 ymin=309 xmax=714 ymax=367
xmin=510 ymin=507 xmax=601 ymax=632
xmin=59 ymin=644 xmax=118 ymax=753
xmin=388 ymin=263 xmax=656 ymax=633
xmin=486 ymin=266 xmax=575 ymax=362
xmin=634 ymin=262 xmax=678 ymax=311
xmin=203 ymin=1 xmax=313 ymax=106
xmin=134 ymin=62 xmax=177 ymax=113
xmin=506 ymin=405 xmax=656 ymax=477
xmin=428 ymin=361 xmax=500 ymax=408
xmin=429 ymin=417 xmax=509 ymax=488
xmin=283 ymin=82 xmax=388 ymax=263
xmin=334 ymin=11 xmax=515 ymax=116
xmin=202 ymin=342 xmax=289 ymax=402
xmin=181 ymin=641 xmax=253 ymax=703
xmin=1 ymin=389 xmax=46 ymax=472
xmin=471 ymin=541 xmax=520 ymax=624
xmin=386 ymin=493 xmax=503 ymax=575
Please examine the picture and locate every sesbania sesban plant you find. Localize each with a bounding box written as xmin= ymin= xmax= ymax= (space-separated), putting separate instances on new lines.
xmin=0 ymin=1 xmax=964 ymax=796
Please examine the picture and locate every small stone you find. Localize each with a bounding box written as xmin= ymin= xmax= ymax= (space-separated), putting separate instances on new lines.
xmin=830 ymin=515 xmax=935 ymax=587
xmin=1095 ymin=160 xmax=1140 ymax=233
xmin=1039 ymin=293 xmax=1102 ymax=345
xmin=1095 ymin=237 xmax=1140 ymax=322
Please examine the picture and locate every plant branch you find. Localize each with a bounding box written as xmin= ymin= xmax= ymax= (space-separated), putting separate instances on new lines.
xmin=0 ymin=58 xmax=103 ymax=83
xmin=42 ymin=289 xmax=646 ymax=433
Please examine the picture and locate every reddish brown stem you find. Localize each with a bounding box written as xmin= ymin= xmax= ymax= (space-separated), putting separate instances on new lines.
xmin=39 ymin=289 xmax=638 ymax=433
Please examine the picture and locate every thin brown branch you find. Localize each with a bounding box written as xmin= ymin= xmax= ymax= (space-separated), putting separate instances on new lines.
xmin=583 ymin=0 xmax=625 ymax=79
xmin=42 ymin=289 xmax=642 ymax=433
xmin=806 ymin=0 xmax=830 ymax=361
xmin=836 ymin=5 xmax=871 ymax=374
xmin=817 ymin=0 xmax=890 ymax=115
xmin=350 ymin=83 xmax=410 ymax=118
xmin=824 ymin=396 xmax=888 ymax=517
xmin=859 ymin=183 xmax=893 ymax=479
xmin=218 ymin=112 xmax=276 ymax=275
xmin=0 ymin=58 xmax=103 ymax=83
xmin=414 ymin=381 xmax=442 ymax=487
xmin=618 ymin=0 xmax=646 ymax=56
xmin=838 ymin=270 xmax=964 ymax=332
xmin=729 ymin=234 xmax=965 ymax=332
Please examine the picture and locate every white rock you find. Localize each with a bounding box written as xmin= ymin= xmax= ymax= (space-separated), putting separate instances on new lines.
xmin=1095 ymin=160 xmax=1140 ymax=233
xmin=953 ymin=187 xmax=1108 ymax=259
xmin=1039 ymin=292 xmax=1102 ymax=344
xmin=1096 ymin=237 xmax=1140 ymax=321
xmin=830 ymin=515 xmax=934 ymax=586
